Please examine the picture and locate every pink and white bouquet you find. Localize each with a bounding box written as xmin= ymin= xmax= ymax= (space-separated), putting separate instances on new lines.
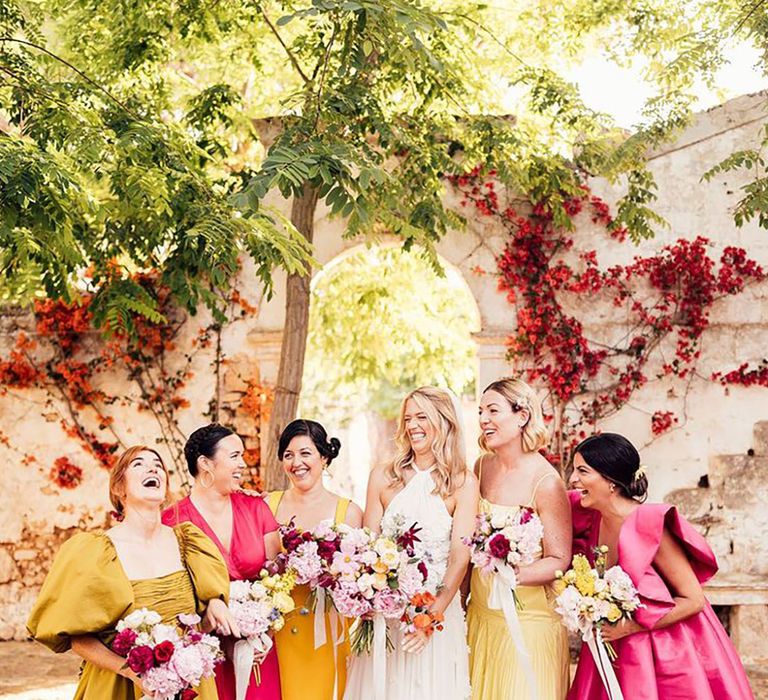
xmin=111 ymin=608 xmax=221 ymax=700
xmin=325 ymin=520 xmax=436 ymax=655
xmin=229 ymin=570 xmax=296 ymax=700
xmin=463 ymin=506 xmax=544 ymax=607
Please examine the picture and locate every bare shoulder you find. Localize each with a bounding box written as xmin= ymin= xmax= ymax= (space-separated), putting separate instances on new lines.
xmin=368 ymin=464 xmax=390 ymax=486
xmin=345 ymin=501 xmax=364 ymax=526
xmin=456 ymin=468 xmax=480 ymax=498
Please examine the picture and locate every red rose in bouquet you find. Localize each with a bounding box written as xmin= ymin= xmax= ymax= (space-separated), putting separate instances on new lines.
xmin=487 ymin=533 xmax=511 ymax=560
xmin=126 ymin=645 xmax=155 ymax=674
xmin=153 ymin=640 xmax=175 ymax=664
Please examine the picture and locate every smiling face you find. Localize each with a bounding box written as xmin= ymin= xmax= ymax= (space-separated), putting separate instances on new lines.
xmin=402 ymin=397 xmax=438 ymax=458
xmin=569 ymin=452 xmax=615 ymax=510
xmin=199 ymin=433 xmax=247 ymax=495
xmin=121 ymin=449 xmax=168 ymax=509
xmin=281 ymin=435 xmax=326 ymax=491
xmin=478 ymin=389 xmax=528 ymax=451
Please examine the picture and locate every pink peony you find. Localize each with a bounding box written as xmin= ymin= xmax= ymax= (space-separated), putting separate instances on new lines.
xmin=372 ymin=588 xmax=407 ymax=619
xmin=331 ymin=582 xmax=372 ymax=618
xmin=142 ymin=663 xmax=185 ymax=696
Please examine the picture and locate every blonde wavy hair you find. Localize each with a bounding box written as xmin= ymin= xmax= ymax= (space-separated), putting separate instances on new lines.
xmin=479 ymin=377 xmax=549 ymax=453
xmin=387 ymin=386 xmax=467 ymax=498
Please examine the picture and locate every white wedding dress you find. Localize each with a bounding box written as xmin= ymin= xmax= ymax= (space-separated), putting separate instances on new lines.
xmin=343 ymin=465 xmax=472 ymax=700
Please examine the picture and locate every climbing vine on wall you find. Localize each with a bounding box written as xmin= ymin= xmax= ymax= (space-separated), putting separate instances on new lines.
xmin=449 ymin=168 xmax=767 ymax=466
xmin=0 ymin=273 xmax=270 ymax=493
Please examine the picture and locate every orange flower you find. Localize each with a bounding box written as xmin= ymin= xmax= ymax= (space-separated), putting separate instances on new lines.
xmin=410 ymin=591 xmax=436 ymax=608
xmin=412 ymin=613 xmax=433 ymax=631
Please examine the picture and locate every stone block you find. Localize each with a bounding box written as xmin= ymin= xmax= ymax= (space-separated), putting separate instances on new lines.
xmin=12 ymin=549 xmax=37 ymax=562
xmin=754 ymin=422 xmax=768 ymax=457
xmin=0 ymin=548 xmax=18 ymax=583
xmin=731 ymin=605 xmax=768 ymax=665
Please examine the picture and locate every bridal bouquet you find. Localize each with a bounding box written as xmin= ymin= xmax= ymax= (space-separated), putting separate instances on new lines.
xmin=320 ymin=521 xmax=438 ymax=655
xmin=229 ymin=570 xmax=296 ymax=700
xmin=553 ymin=548 xmax=643 ymax=700
xmin=111 ymin=608 xmax=221 ymax=700
xmin=463 ymin=506 xmax=544 ymax=608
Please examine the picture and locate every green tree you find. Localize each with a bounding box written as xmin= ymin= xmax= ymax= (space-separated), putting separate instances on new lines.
xmin=3 ymin=0 xmax=765 ymax=488
xmin=301 ymin=246 xmax=477 ymax=424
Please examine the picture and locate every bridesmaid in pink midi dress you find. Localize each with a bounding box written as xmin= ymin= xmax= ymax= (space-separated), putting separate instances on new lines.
xmin=567 ymin=433 xmax=754 ymax=700
xmin=163 ymin=424 xmax=282 ymax=700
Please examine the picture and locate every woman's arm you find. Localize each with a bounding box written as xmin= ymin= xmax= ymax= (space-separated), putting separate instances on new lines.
xmin=602 ymin=526 xmax=706 ymax=641
xmin=345 ymin=501 xmax=364 ymax=528
xmin=516 ymin=475 xmax=572 ymax=587
xmin=71 ymin=635 xmax=148 ymax=694
xmin=362 ymin=467 xmax=387 ymax=532
xmin=402 ymin=471 xmax=480 ymax=653
xmin=264 ymin=530 xmax=281 ymax=560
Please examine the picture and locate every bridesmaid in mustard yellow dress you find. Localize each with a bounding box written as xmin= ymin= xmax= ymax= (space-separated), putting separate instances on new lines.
xmin=466 ymin=378 xmax=572 ymax=700
xmin=27 ymin=445 xmax=235 ymax=700
xmin=266 ymin=420 xmax=363 ymax=700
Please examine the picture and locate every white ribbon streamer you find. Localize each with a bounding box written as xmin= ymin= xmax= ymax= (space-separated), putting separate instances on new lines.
xmin=486 ymin=566 xmax=538 ymax=700
xmin=372 ymin=614 xmax=387 ymax=700
xmin=584 ymin=627 xmax=624 ymax=700
xmin=314 ymin=588 xmax=328 ymax=649
xmin=233 ymin=633 xmax=272 ymax=700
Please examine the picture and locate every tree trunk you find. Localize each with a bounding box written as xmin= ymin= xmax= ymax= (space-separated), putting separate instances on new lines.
xmin=263 ymin=182 xmax=320 ymax=490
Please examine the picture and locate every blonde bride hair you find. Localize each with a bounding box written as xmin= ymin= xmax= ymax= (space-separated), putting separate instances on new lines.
xmin=479 ymin=377 xmax=549 ymax=453
xmin=387 ymin=386 xmax=467 ymax=498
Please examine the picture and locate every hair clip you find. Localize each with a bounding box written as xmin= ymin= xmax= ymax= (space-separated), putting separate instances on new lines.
xmin=633 ymin=464 xmax=648 ymax=481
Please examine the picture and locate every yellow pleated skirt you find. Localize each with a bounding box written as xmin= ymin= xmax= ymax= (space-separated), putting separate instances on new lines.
xmin=467 ymin=568 xmax=569 ymax=700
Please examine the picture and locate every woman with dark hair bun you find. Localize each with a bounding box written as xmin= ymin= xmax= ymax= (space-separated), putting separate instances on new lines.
xmin=266 ymin=419 xmax=362 ymax=700
xmin=163 ymin=423 xmax=282 ymax=700
xmin=567 ymin=433 xmax=754 ymax=700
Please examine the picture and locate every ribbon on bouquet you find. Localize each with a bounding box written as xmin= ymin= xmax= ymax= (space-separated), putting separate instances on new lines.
xmin=584 ymin=627 xmax=623 ymax=700
xmin=372 ymin=613 xmax=387 ymax=700
xmin=313 ymin=588 xmax=345 ymax=700
xmin=486 ymin=565 xmax=538 ymax=700
xmin=233 ymin=632 xmax=272 ymax=700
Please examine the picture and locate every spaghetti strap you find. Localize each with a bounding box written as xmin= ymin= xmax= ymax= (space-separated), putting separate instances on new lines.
xmin=528 ymin=472 xmax=557 ymax=507
xmin=265 ymin=490 xmax=285 ymax=518
xmin=476 ymin=453 xmax=489 ymax=480
xmin=334 ymin=497 xmax=350 ymax=525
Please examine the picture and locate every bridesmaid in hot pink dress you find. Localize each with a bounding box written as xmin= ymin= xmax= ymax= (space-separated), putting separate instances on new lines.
xmin=567 ymin=433 xmax=754 ymax=700
xmin=163 ymin=423 xmax=282 ymax=700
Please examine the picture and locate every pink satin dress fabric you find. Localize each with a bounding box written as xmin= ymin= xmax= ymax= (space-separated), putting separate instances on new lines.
xmin=567 ymin=491 xmax=754 ymax=700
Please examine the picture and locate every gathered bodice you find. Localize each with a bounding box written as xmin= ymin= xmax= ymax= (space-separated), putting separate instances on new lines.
xmin=381 ymin=466 xmax=453 ymax=592
xmin=130 ymin=569 xmax=196 ymax=625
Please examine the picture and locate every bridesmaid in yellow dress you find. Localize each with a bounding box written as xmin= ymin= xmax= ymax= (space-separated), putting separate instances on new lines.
xmin=27 ymin=445 xmax=236 ymax=700
xmin=466 ymin=378 xmax=572 ymax=700
xmin=266 ymin=419 xmax=363 ymax=700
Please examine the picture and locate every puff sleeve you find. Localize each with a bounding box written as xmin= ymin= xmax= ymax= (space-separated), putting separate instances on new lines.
xmin=26 ymin=532 xmax=133 ymax=653
xmin=176 ymin=522 xmax=230 ymax=612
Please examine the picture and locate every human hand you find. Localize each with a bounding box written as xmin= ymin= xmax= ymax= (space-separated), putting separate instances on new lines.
xmin=600 ymin=618 xmax=642 ymax=642
xmin=401 ymin=629 xmax=430 ymax=654
xmin=204 ymin=598 xmax=241 ymax=638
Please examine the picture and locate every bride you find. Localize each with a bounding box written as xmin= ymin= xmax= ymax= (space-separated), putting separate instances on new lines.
xmin=344 ymin=386 xmax=479 ymax=700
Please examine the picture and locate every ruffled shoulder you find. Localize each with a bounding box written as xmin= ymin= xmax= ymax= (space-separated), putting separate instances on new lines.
xmin=568 ymin=490 xmax=600 ymax=561
xmin=27 ymin=532 xmax=132 ymax=652
xmin=619 ymin=503 xmax=718 ymax=629
xmin=174 ymin=522 xmax=230 ymax=611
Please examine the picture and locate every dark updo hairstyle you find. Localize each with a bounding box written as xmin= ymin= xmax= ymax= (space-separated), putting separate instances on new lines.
xmin=184 ymin=423 xmax=235 ymax=477
xmin=573 ymin=433 xmax=648 ymax=502
xmin=277 ymin=419 xmax=341 ymax=465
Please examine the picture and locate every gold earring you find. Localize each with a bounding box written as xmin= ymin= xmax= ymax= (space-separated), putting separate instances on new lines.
xmin=199 ymin=470 xmax=214 ymax=488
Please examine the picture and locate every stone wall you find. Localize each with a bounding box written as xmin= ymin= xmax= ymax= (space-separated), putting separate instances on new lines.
xmin=1 ymin=91 xmax=768 ymax=650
